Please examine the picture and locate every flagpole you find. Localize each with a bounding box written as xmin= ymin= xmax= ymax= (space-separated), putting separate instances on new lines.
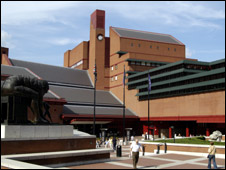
xmin=148 ymin=72 xmax=150 ymax=140
xmin=123 ymin=65 xmax=126 ymax=143
xmin=93 ymin=62 xmax=97 ymax=136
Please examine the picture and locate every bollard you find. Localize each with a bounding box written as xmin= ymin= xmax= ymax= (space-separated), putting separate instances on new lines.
xmin=142 ymin=145 xmax=145 ymax=156
xmin=156 ymin=144 xmax=160 ymax=154
xmin=164 ymin=142 xmax=167 ymax=153
xmin=116 ymin=145 xmax=122 ymax=157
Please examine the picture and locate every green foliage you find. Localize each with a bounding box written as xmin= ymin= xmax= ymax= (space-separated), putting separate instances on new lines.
xmin=196 ymin=136 xmax=206 ymax=140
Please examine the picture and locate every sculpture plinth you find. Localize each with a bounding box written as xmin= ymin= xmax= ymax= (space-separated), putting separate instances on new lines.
xmin=1 ymin=124 xmax=96 ymax=155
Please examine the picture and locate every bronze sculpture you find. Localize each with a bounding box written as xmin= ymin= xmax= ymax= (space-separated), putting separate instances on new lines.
xmin=1 ymin=75 xmax=51 ymax=124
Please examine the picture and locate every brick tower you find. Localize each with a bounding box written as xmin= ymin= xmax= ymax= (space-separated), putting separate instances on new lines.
xmin=89 ymin=10 xmax=106 ymax=90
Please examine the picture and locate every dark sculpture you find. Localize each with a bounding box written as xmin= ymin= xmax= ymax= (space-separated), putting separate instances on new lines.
xmin=1 ymin=75 xmax=51 ymax=124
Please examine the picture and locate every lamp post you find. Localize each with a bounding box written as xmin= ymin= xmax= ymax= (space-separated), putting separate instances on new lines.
xmin=147 ymin=72 xmax=151 ymax=140
xmin=150 ymin=125 xmax=155 ymax=141
xmin=123 ymin=65 xmax=126 ymax=143
xmin=93 ymin=63 xmax=97 ymax=136
xmin=170 ymin=126 xmax=175 ymax=143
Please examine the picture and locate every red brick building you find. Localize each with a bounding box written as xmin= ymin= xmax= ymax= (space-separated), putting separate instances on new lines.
xmin=63 ymin=9 xmax=225 ymax=138
xmin=1 ymin=9 xmax=225 ymax=138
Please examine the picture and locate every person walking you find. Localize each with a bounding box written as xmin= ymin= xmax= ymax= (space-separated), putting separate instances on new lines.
xmin=130 ymin=139 xmax=142 ymax=169
xmin=208 ymin=142 xmax=218 ymax=169
xmin=109 ymin=138 xmax=113 ymax=149
xmin=113 ymin=137 xmax=117 ymax=151
xmin=105 ymin=138 xmax=109 ymax=148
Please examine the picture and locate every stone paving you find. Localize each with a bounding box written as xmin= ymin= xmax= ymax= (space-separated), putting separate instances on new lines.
xmin=66 ymin=145 xmax=225 ymax=169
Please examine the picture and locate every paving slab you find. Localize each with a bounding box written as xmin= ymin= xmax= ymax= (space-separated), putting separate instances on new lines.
xmin=198 ymin=158 xmax=225 ymax=166
xmin=124 ymin=157 xmax=173 ymax=166
xmin=164 ymin=163 xmax=208 ymax=169
xmin=152 ymin=154 xmax=201 ymax=161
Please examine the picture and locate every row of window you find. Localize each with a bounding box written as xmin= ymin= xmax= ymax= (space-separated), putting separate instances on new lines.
xmin=130 ymin=43 xmax=177 ymax=51
xmin=129 ymin=64 xmax=186 ymax=83
xmin=138 ymin=73 xmax=225 ymax=93
xmin=128 ymin=62 xmax=211 ymax=83
xmin=211 ymin=63 xmax=225 ymax=70
xmin=111 ymin=61 xmax=164 ymax=73
xmin=128 ymin=72 xmax=191 ymax=90
xmin=111 ymin=75 xmax=118 ymax=82
xmin=185 ymin=64 xmax=210 ymax=71
xmin=139 ymin=83 xmax=225 ymax=101
xmin=111 ymin=64 xmax=118 ymax=71
xmin=129 ymin=61 xmax=165 ymax=67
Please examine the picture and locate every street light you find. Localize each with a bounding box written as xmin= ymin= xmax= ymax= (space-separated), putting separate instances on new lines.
xmin=170 ymin=126 xmax=175 ymax=143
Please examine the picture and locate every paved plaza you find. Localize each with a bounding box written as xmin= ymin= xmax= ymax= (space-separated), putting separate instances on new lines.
xmin=1 ymin=145 xmax=225 ymax=169
xmin=66 ymin=145 xmax=225 ymax=169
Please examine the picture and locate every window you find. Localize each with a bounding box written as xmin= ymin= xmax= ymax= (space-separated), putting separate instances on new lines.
xmin=138 ymin=44 xmax=141 ymax=47
xmin=71 ymin=60 xmax=83 ymax=69
xmin=111 ymin=77 xmax=114 ymax=82
xmin=115 ymin=65 xmax=118 ymax=70
xmin=174 ymin=48 xmax=176 ymax=52
xmin=111 ymin=66 xmax=114 ymax=71
xmin=168 ymin=48 xmax=170 ymax=51
xmin=131 ymin=61 xmax=136 ymax=65
xmin=147 ymin=63 xmax=151 ymax=66
xmin=150 ymin=45 xmax=152 ymax=49
xmin=115 ymin=76 xmax=118 ymax=81
xmin=141 ymin=62 xmax=145 ymax=66
xmin=131 ymin=43 xmax=133 ymax=47
xmin=157 ymin=46 xmax=159 ymax=50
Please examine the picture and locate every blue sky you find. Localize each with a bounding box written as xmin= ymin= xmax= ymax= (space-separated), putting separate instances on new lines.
xmin=1 ymin=1 xmax=225 ymax=66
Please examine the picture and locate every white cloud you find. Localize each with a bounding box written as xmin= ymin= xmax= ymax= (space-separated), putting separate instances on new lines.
xmin=100 ymin=1 xmax=225 ymax=29
xmin=196 ymin=49 xmax=225 ymax=54
xmin=1 ymin=1 xmax=81 ymax=26
xmin=2 ymin=1 xmax=224 ymax=30
xmin=186 ymin=47 xmax=195 ymax=57
xmin=1 ymin=30 xmax=14 ymax=48
xmin=47 ymin=38 xmax=83 ymax=46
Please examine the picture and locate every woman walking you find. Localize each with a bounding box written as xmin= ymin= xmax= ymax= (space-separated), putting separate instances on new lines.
xmin=208 ymin=142 xmax=218 ymax=169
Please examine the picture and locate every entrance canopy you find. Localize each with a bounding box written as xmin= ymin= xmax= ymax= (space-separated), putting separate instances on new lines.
xmin=70 ymin=120 xmax=112 ymax=125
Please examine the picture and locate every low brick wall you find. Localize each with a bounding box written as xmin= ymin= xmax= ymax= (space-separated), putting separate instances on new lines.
xmin=1 ymin=137 xmax=96 ymax=155
xmin=1 ymin=149 xmax=112 ymax=169
xmin=24 ymin=153 xmax=110 ymax=165
xmin=140 ymin=142 xmax=225 ymax=155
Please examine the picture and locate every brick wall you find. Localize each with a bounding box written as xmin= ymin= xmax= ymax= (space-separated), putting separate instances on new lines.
xmin=1 ymin=138 xmax=96 ymax=155
xmin=142 ymin=142 xmax=225 ymax=154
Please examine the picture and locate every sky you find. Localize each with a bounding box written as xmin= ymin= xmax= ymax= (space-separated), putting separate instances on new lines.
xmin=1 ymin=1 xmax=225 ymax=66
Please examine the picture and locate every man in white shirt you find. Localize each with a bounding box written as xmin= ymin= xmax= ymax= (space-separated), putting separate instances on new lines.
xmin=130 ymin=139 xmax=143 ymax=169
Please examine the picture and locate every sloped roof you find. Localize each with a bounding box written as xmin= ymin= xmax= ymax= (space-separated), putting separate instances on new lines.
xmin=49 ymin=85 xmax=122 ymax=106
xmin=10 ymin=59 xmax=93 ymax=87
xmin=111 ymin=27 xmax=184 ymax=45
xmin=63 ymin=105 xmax=138 ymax=117
xmin=1 ymin=64 xmax=36 ymax=78
xmin=2 ymin=59 xmax=139 ymax=118
xmin=1 ymin=66 xmax=58 ymax=100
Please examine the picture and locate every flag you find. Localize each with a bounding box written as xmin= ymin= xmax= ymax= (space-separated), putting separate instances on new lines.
xmin=148 ymin=74 xmax=151 ymax=92
xmin=123 ymin=66 xmax=126 ymax=86
xmin=94 ymin=64 xmax=97 ymax=81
